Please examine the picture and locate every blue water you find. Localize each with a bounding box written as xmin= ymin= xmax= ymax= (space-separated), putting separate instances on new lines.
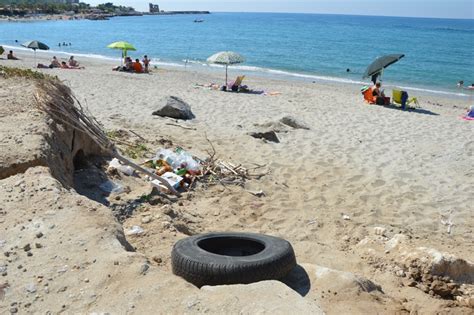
xmin=1 ymin=13 xmax=473 ymax=96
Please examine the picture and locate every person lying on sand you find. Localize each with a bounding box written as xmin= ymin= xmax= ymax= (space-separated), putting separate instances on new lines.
xmin=7 ymin=50 xmax=19 ymax=60
xmin=68 ymin=56 xmax=79 ymax=67
xmin=60 ymin=61 xmax=84 ymax=69
xmin=37 ymin=63 xmax=53 ymax=69
xmin=51 ymin=56 xmax=61 ymax=68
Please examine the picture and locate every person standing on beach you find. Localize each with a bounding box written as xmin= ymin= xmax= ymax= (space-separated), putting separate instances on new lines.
xmin=142 ymin=55 xmax=150 ymax=73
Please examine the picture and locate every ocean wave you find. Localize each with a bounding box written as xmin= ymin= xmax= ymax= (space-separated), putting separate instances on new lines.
xmin=2 ymin=44 xmax=469 ymax=98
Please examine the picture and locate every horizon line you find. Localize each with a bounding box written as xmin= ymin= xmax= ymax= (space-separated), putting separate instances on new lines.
xmin=199 ymin=11 xmax=474 ymax=20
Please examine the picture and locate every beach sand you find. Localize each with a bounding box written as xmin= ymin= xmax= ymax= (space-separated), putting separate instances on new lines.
xmin=1 ymin=51 xmax=473 ymax=313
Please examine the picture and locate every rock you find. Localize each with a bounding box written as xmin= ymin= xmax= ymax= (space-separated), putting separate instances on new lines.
xmin=126 ymin=226 xmax=144 ymax=236
xmin=57 ymin=286 xmax=67 ymax=293
xmin=395 ymin=270 xmax=406 ymax=277
xmin=200 ymin=280 xmax=324 ymax=314
xmin=152 ymin=96 xmax=195 ymax=120
xmin=141 ymin=216 xmax=152 ymax=224
xmin=36 ymin=232 xmax=43 ymax=238
xmin=249 ymin=131 xmax=280 ymax=143
xmin=301 ymin=264 xmax=383 ymax=294
xmin=279 ymin=116 xmax=310 ymax=130
xmin=25 ymin=283 xmax=37 ymax=293
xmin=384 ymin=234 xmax=408 ymax=251
xmin=9 ymin=307 xmax=18 ymax=314
xmin=152 ymin=256 xmax=162 ymax=264
xmin=430 ymin=280 xmax=452 ymax=298
xmin=23 ymin=244 xmax=31 ymax=251
xmin=35 ymin=243 xmax=42 ymax=249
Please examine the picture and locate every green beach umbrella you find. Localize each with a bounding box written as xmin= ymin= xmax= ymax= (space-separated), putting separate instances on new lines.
xmin=207 ymin=51 xmax=245 ymax=86
xmin=107 ymin=41 xmax=136 ymax=65
xmin=0 ymin=46 xmax=4 ymax=55
xmin=22 ymin=40 xmax=50 ymax=66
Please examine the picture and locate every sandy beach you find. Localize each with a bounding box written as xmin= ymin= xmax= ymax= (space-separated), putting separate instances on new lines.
xmin=0 ymin=50 xmax=473 ymax=314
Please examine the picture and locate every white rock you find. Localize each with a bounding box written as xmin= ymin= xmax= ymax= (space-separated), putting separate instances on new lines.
xmin=384 ymin=234 xmax=408 ymax=251
xmin=126 ymin=226 xmax=145 ymax=236
xmin=141 ymin=216 xmax=152 ymax=224
xmin=26 ymin=283 xmax=37 ymax=293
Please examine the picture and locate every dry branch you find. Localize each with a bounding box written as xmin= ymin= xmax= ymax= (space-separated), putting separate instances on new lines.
xmin=33 ymin=79 xmax=180 ymax=196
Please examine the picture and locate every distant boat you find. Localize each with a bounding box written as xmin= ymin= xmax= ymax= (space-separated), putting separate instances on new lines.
xmin=194 ymin=19 xmax=204 ymax=23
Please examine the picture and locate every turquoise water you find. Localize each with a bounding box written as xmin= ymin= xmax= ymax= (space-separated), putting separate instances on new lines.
xmin=1 ymin=13 xmax=473 ymax=96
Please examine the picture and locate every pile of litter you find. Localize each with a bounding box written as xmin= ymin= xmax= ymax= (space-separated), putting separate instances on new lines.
xmin=107 ymin=145 xmax=268 ymax=194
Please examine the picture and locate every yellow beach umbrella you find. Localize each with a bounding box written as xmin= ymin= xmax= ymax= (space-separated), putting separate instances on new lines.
xmin=107 ymin=41 xmax=136 ymax=65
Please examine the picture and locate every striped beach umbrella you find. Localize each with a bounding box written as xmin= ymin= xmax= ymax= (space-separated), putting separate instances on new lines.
xmin=207 ymin=51 xmax=245 ymax=86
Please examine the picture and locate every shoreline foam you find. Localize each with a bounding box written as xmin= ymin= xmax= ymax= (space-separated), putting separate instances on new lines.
xmin=2 ymin=43 xmax=471 ymax=99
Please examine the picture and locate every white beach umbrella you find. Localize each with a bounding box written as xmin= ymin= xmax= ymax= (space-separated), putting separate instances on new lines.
xmin=207 ymin=51 xmax=245 ymax=86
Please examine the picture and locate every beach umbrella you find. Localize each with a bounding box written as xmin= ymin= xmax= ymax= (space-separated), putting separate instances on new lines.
xmin=207 ymin=51 xmax=245 ymax=86
xmin=107 ymin=41 xmax=136 ymax=65
xmin=363 ymin=54 xmax=405 ymax=84
xmin=22 ymin=40 xmax=50 ymax=66
xmin=0 ymin=46 xmax=4 ymax=56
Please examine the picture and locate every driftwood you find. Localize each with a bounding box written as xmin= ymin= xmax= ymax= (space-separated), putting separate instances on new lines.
xmin=33 ymin=79 xmax=180 ymax=196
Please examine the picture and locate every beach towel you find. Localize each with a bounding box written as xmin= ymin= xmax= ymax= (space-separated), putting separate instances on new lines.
xmin=462 ymin=106 xmax=474 ymax=120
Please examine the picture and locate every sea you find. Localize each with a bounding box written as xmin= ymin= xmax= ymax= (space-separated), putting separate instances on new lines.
xmin=1 ymin=13 xmax=473 ymax=98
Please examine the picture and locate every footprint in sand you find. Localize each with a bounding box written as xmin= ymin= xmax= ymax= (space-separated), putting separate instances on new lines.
xmin=371 ymin=179 xmax=386 ymax=188
xmin=348 ymin=175 xmax=364 ymax=182
xmin=464 ymin=141 xmax=474 ymax=157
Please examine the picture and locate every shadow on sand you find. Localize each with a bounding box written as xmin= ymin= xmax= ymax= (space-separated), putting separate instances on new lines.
xmin=381 ymin=104 xmax=439 ymax=116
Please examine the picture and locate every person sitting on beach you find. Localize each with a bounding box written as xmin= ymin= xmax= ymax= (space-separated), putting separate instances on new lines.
xmin=372 ymin=82 xmax=390 ymax=105
xmin=372 ymin=82 xmax=384 ymax=97
xmin=142 ymin=55 xmax=150 ymax=73
xmin=133 ymin=59 xmax=143 ymax=73
xmin=68 ymin=56 xmax=79 ymax=67
xmin=124 ymin=57 xmax=133 ymax=71
xmin=7 ymin=50 xmax=19 ymax=60
xmin=51 ymin=56 xmax=61 ymax=68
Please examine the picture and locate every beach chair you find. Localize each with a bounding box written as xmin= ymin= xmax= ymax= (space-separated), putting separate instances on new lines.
xmin=392 ymin=89 xmax=419 ymax=109
xmin=228 ymin=75 xmax=246 ymax=91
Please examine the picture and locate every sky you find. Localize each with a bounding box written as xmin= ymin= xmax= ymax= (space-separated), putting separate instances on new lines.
xmin=86 ymin=0 xmax=474 ymax=19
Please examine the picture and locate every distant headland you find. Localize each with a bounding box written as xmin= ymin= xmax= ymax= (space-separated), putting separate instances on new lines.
xmin=0 ymin=1 xmax=209 ymax=22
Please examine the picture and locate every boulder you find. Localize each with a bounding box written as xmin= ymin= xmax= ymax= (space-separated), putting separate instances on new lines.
xmin=200 ymin=280 xmax=324 ymax=314
xmin=279 ymin=116 xmax=310 ymax=130
xmin=249 ymin=131 xmax=280 ymax=143
xmin=153 ymin=96 xmax=195 ymax=120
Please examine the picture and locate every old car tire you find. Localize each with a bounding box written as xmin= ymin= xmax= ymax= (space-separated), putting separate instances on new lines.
xmin=171 ymin=232 xmax=296 ymax=287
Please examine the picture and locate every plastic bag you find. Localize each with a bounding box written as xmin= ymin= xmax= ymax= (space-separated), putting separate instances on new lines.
xmin=108 ymin=158 xmax=135 ymax=176
xmin=99 ymin=180 xmax=124 ymax=194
